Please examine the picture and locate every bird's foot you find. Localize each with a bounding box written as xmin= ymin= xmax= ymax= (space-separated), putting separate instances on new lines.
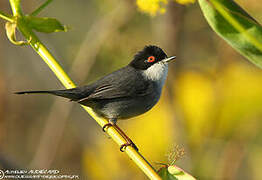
xmin=102 ymin=122 xmax=139 ymax=152
xmin=102 ymin=123 xmax=113 ymax=132
xmin=120 ymin=140 xmax=138 ymax=152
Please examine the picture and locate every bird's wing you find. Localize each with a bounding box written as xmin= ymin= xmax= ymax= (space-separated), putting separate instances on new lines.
xmin=76 ymin=67 xmax=153 ymax=103
xmin=77 ymin=82 xmax=151 ymax=103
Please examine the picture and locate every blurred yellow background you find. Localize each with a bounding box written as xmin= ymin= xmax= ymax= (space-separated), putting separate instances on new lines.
xmin=0 ymin=0 xmax=262 ymax=179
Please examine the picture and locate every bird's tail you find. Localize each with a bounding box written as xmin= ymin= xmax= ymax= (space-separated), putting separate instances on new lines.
xmin=15 ymin=88 xmax=83 ymax=101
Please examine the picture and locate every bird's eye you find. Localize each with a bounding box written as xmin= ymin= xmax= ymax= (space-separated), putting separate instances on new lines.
xmin=147 ymin=56 xmax=155 ymax=63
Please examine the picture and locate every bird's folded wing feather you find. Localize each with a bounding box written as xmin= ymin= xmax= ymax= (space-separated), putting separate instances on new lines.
xmin=76 ymin=67 xmax=153 ymax=103
xmin=77 ymin=81 xmax=152 ymax=103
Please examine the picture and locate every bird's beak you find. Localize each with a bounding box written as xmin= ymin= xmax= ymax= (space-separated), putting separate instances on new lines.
xmin=162 ymin=56 xmax=176 ymax=63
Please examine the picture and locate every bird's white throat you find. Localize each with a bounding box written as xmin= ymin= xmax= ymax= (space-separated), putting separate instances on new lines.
xmin=143 ymin=62 xmax=168 ymax=87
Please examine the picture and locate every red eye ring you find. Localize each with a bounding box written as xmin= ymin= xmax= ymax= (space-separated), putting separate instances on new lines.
xmin=147 ymin=56 xmax=155 ymax=62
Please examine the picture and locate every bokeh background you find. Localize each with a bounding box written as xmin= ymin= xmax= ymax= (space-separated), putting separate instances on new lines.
xmin=0 ymin=0 xmax=262 ymax=179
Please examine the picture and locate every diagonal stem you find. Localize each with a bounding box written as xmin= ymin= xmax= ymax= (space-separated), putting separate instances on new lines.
xmin=9 ymin=0 xmax=22 ymax=16
xmin=30 ymin=0 xmax=54 ymax=16
xmin=0 ymin=10 xmax=14 ymax=22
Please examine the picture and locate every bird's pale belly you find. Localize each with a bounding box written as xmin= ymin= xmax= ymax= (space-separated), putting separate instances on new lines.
xmin=90 ymin=93 xmax=161 ymax=120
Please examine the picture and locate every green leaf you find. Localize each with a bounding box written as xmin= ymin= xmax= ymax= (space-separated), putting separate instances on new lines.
xmin=158 ymin=165 xmax=196 ymax=180
xmin=25 ymin=16 xmax=67 ymax=33
xmin=198 ymin=0 xmax=262 ymax=69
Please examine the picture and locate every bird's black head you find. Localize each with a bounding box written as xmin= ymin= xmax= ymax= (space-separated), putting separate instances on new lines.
xmin=129 ymin=45 xmax=169 ymax=70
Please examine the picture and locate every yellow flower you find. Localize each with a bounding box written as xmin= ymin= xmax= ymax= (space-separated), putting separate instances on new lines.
xmin=136 ymin=0 xmax=168 ymax=16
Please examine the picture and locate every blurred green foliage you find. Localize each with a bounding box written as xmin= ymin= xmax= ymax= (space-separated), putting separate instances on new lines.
xmin=199 ymin=0 xmax=262 ymax=69
xmin=0 ymin=0 xmax=262 ymax=180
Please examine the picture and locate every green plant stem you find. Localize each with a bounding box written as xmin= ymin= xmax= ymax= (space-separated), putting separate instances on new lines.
xmin=0 ymin=10 xmax=14 ymax=22
xmin=9 ymin=0 xmax=22 ymax=16
xmin=8 ymin=1 xmax=161 ymax=179
xmin=31 ymin=0 xmax=54 ymax=16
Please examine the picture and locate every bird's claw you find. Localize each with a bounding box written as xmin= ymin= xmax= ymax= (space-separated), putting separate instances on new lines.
xmin=120 ymin=141 xmax=139 ymax=152
xmin=102 ymin=123 xmax=113 ymax=132
xmin=102 ymin=122 xmax=139 ymax=152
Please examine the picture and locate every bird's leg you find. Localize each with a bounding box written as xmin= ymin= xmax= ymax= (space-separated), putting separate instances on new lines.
xmin=102 ymin=119 xmax=138 ymax=152
xmin=113 ymin=123 xmax=139 ymax=152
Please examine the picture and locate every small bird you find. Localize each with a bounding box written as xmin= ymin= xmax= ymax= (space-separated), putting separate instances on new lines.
xmin=16 ymin=45 xmax=176 ymax=151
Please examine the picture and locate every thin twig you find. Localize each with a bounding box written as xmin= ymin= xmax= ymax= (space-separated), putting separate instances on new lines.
xmin=30 ymin=0 xmax=53 ymax=16
xmin=0 ymin=10 xmax=14 ymax=22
